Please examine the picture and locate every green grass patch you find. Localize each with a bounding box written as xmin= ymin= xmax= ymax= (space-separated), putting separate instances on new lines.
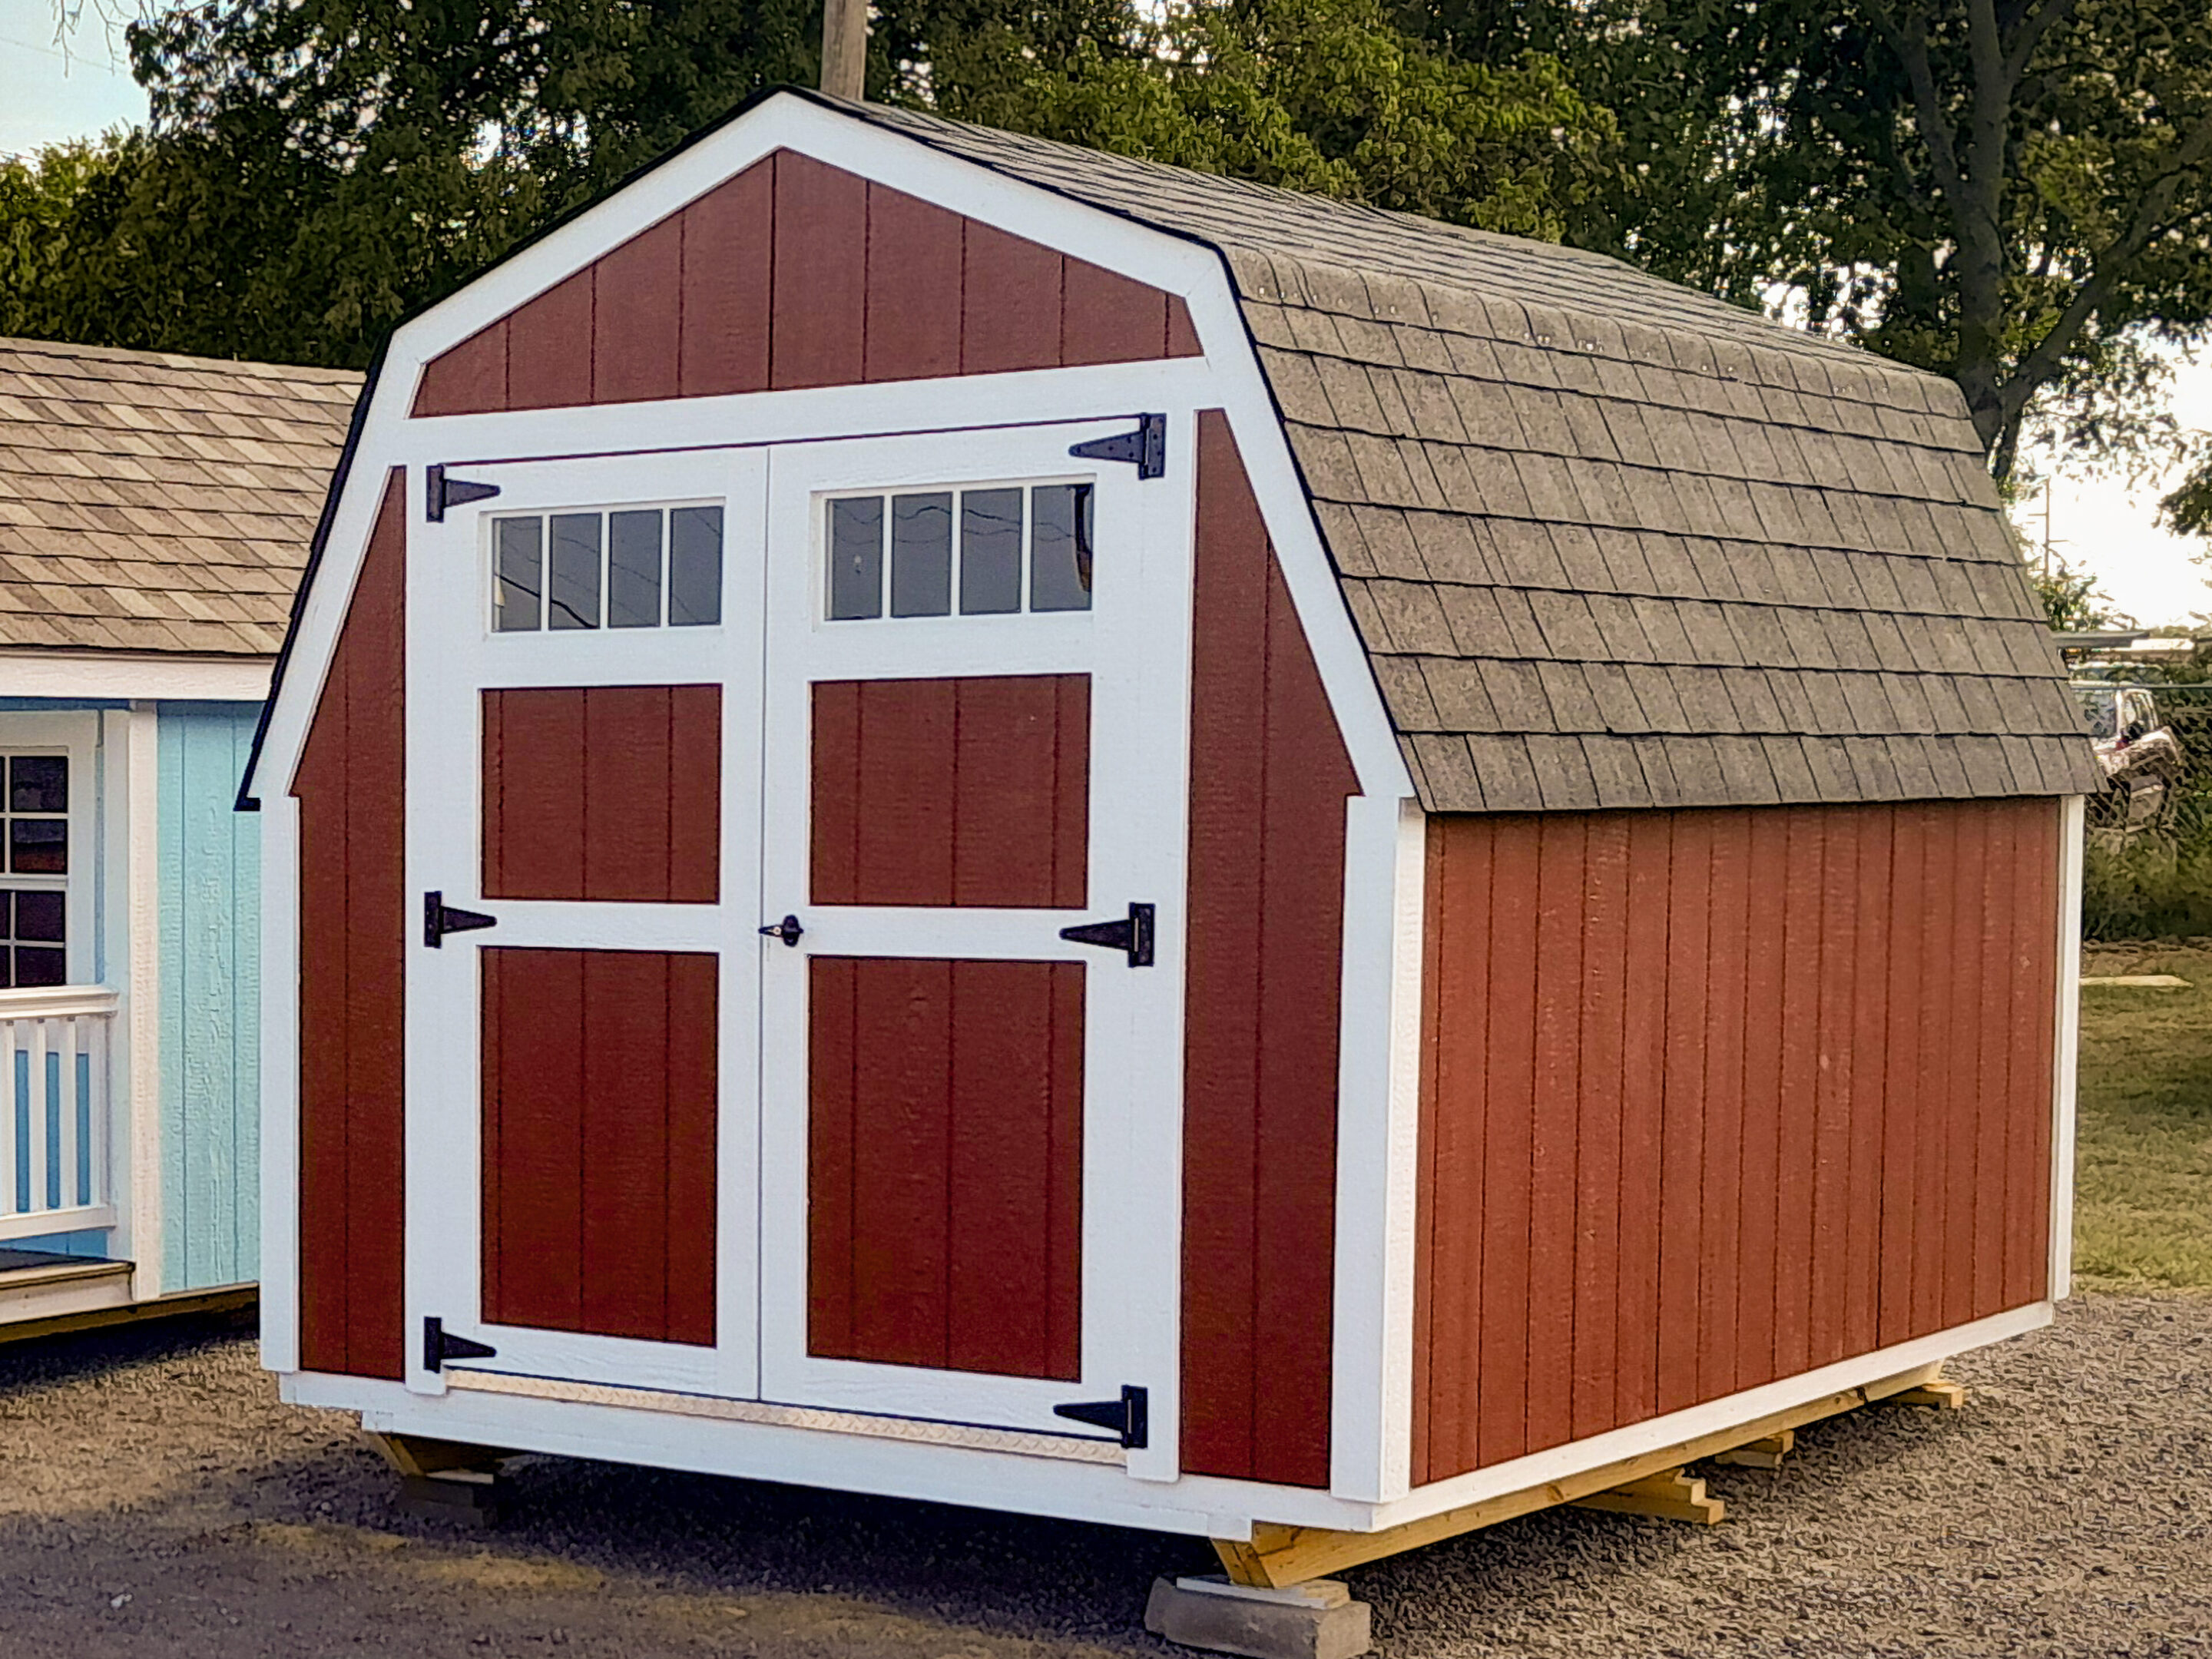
xmin=2075 ymin=945 xmax=2212 ymax=1289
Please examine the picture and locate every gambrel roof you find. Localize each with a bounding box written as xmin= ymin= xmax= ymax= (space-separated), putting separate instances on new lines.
xmin=836 ymin=98 xmax=2103 ymax=810
xmin=0 ymin=336 xmax=359 ymax=657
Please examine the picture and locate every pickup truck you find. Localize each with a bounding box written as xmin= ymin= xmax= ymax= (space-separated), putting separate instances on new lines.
xmin=2074 ymin=681 xmax=2184 ymax=830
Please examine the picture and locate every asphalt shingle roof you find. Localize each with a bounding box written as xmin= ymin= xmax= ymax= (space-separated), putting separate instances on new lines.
xmin=836 ymin=97 xmax=2102 ymax=809
xmin=0 ymin=336 xmax=359 ymax=657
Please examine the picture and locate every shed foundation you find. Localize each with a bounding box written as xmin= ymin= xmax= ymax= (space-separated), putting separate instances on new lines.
xmin=1144 ymin=1575 xmax=1372 ymax=1659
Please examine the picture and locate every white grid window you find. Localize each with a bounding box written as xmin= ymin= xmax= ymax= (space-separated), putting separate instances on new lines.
xmin=825 ymin=482 xmax=1094 ymax=622
xmin=492 ymin=504 xmax=724 ymax=633
xmin=0 ymin=754 xmax=68 ymax=988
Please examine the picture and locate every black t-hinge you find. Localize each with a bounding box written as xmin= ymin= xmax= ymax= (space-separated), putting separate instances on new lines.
xmin=424 ymin=891 xmax=498 ymax=948
xmin=1054 ymin=1385 xmax=1148 ymax=1449
xmin=422 ymin=1316 xmax=498 ymax=1373
xmin=1068 ymin=414 xmax=1166 ymax=479
xmin=1058 ymin=902 xmax=1154 ymax=967
xmin=426 ymin=463 xmax=502 ymax=522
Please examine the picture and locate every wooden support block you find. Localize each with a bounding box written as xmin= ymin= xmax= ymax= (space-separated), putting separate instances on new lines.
xmin=1570 ymin=1467 xmax=1726 ymax=1525
xmin=361 ymin=1430 xmax=515 ymax=1479
xmin=1212 ymin=1360 xmax=1945 ymax=1588
xmin=1711 ymin=1430 xmax=1795 ymax=1469
xmin=1884 ymin=1379 xmax=1967 ymax=1410
xmin=396 ymin=1470 xmax=506 ymax=1528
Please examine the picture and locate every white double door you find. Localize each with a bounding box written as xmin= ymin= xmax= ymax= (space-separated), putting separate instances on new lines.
xmin=402 ymin=419 xmax=1189 ymax=1465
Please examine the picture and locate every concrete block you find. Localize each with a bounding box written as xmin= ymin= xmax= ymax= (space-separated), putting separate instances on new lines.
xmin=396 ymin=1470 xmax=505 ymax=1528
xmin=1145 ymin=1575 xmax=1373 ymax=1659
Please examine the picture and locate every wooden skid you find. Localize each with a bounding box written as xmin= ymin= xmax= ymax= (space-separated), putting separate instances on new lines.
xmin=1213 ymin=1361 xmax=1946 ymax=1588
xmin=362 ymin=1430 xmax=517 ymax=1479
xmin=1883 ymin=1379 xmax=1968 ymax=1410
xmin=0 ymin=1284 xmax=253 ymax=1348
xmin=1570 ymin=1468 xmax=1724 ymax=1525
xmin=1710 ymin=1430 xmax=1795 ymax=1470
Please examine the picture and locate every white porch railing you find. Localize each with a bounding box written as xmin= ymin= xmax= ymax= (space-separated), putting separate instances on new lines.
xmin=0 ymin=986 xmax=119 ymax=1244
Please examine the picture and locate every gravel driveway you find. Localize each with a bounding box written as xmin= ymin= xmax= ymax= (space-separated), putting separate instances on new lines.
xmin=1 ymin=1293 xmax=2205 ymax=1657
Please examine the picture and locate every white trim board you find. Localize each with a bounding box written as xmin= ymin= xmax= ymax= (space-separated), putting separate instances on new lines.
xmin=2050 ymin=794 xmax=2085 ymax=1301
xmin=0 ymin=653 xmax=271 ymax=703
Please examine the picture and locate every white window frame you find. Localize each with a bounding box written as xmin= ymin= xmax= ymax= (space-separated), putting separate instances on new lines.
xmin=485 ymin=495 xmax=730 ymax=635
xmin=0 ymin=712 xmax=100 ymax=989
xmin=819 ymin=474 xmax=1098 ymax=624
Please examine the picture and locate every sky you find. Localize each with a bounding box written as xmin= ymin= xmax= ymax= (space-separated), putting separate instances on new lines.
xmin=6 ymin=12 xmax=2212 ymax=623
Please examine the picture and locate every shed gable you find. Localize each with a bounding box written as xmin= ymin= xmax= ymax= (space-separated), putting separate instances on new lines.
xmin=413 ymin=150 xmax=1202 ymax=416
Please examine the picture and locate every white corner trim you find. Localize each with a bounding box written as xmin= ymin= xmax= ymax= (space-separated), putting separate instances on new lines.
xmin=2050 ymin=794 xmax=2085 ymax=1300
xmin=1367 ymin=1301 xmax=2053 ymax=1531
xmin=258 ymin=791 xmax=301 ymax=1373
xmin=124 ymin=703 xmax=164 ymax=1300
xmin=0 ymin=652 xmax=272 ymax=703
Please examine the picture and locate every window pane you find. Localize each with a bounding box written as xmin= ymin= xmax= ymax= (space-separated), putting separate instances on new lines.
xmin=670 ymin=506 xmax=724 ymax=627
xmin=960 ymin=488 xmax=1022 ymax=614
xmin=9 ymin=757 xmax=65 ymax=813
xmin=10 ymin=818 xmax=65 ymax=875
xmin=890 ymin=492 xmax=953 ymax=618
xmin=12 ymin=890 xmax=62 ymax=942
xmin=827 ymin=496 xmax=885 ymax=621
xmin=494 ymin=518 xmax=544 ymax=632
xmin=1029 ymin=483 xmax=1094 ymax=612
xmin=608 ymin=509 xmax=664 ymax=629
xmin=549 ymin=513 xmax=603 ymax=630
xmin=15 ymin=946 xmax=63 ymax=988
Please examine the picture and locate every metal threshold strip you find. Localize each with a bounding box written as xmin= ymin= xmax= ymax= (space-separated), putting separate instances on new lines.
xmin=441 ymin=1369 xmax=1128 ymax=1465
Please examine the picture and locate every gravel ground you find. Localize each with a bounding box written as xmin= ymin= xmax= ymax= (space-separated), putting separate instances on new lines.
xmin=1 ymin=1294 xmax=2206 ymax=1657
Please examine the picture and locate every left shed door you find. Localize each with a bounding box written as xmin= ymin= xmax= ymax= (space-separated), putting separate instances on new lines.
xmin=404 ymin=450 xmax=765 ymax=1397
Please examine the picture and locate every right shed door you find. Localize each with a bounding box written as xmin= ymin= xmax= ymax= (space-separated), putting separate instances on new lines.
xmin=755 ymin=421 xmax=1191 ymax=1474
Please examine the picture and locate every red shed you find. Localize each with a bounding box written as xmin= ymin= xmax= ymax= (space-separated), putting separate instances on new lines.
xmin=245 ymin=91 xmax=2096 ymax=1643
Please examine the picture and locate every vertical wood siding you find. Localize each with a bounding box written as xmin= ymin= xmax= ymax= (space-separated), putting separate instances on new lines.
xmin=481 ymin=946 xmax=718 ymax=1345
xmin=412 ymin=152 xmax=1202 ymax=416
xmin=482 ymin=684 xmax=721 ymax=903
xmin=158 ymin=701 xmax=263 ymax=1292
xmin=810 ymin=675 xmax=1090 ymax=909
xmin=1181 ymin=409 xmax=1359 ymax=1489
xmin=292 ymin=470 xmax=408 ymax=1379
xmin=1412 ymin=798 xmax=2061 ymax=1485
xmin=807 ymin=955 xmax=1084 ymax=1379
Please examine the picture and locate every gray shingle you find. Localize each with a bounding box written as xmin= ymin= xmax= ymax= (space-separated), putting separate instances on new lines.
xmin=1527 ymin=733 xmax=1601 ymax=810
xmin=1465 ymin=734 xmax=1544 ymax=811
xmin=1582 ymin=734 xmax=1657 ymax=807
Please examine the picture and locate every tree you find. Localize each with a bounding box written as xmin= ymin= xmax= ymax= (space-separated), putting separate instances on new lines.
xmin=1396 ymin=0 xmax=2212 ymax=488
xmin=2031 ymin=564 xmax=2120 ymax=630
xmin=923 ymin=0 xmax=1612 ymax=243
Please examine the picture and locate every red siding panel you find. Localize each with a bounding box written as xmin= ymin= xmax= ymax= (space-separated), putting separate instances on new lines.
xmin=481 ymin=947 xmax=718 ymax=1346
xmin=772 ymin=151 xmax=869 ymax=390
xmin=415 ymin=148 xmax=1202 ymax=411
xmin=294 ymin=469 xmax=409 ymax=1381
xmin=1414 ymin=799 xmax=2061 ymax=1485
xmin=591 ymin=216 xmax=684 ymax=406
xmin=806 ymin=956 xmax=1084 ymax=1379
xmin=865 ymin=184 xmax=965 ymax=382
xmin=506 ymin=268 xmax=594 ymax=410
xmin=482 ymin=685 xmax=721 ymax=904
xmin=1181 ymin=409 xmax=1356 ymax=1489
xmin=679 ymin=164 xmax=774 ymax=397
xmin=809 ymin=676 xmax=1089 ymax=909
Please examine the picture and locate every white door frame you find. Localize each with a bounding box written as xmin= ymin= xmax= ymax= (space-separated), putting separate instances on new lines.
xmin=402 ymin=448 xmax=769 ymax=1399
xmin=755 ymin=420 xmax=1194 ymax=1482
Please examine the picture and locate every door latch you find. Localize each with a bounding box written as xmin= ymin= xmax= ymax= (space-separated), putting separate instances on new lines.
xmin=1054 ymin=1385 xmax=1148 ymax=1449
xmin=1068 ymin=414 xmax=1166 ymax=479
xmin=1058 ymin=902 xmax=1154 ymax=968
xmin=422 ymin=1316 xmax=498 ymax=1373
xmin=759 ymin=914 xmax=805 ymax=948
xmin=423 ymin=891 xmax=498 ymax=948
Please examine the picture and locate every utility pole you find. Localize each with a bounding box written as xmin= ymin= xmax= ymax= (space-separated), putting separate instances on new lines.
xmin=821 ymin=0 xmax=866 ymax=101
xmin=2041 ymin=478 xmax=2053 ymax=580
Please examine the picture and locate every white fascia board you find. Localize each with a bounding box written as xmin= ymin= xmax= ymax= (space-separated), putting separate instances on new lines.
xmin=258 ymin=791 xmax=302 ymax=1373
xmin=2050 ymin=794 xmax=2085 ymax=1300
xmin=0 ymin=652 xmax=271 ymax=703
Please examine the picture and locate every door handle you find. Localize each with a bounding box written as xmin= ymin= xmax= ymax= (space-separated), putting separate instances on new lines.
xmin=759 ymin=914 xmax=805 ymax=948
xmin=1058 ymin=902 xmax=1154 ymax=968
xmin=423 ymin=891 xmax=497 ymax=948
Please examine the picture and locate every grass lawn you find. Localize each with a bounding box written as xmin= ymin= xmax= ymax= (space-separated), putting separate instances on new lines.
xmin=2075 ymin=943 xmax=2212 ymax=1289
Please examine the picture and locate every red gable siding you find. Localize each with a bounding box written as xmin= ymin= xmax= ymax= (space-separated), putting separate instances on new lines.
xmin=413 ymin=151 xmax=1202 ymax=416
xmin=1412 ymin=797 xmax=2061 ymax=1484
xmin=293 ymin=469 xmax=409 ymax=1379
xmin=1181 ymin=410 xmax=1359 ymax=1489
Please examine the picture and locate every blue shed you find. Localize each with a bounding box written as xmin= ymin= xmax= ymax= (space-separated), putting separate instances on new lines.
xmin=0 ymin=335 xmax=356 ymax=1337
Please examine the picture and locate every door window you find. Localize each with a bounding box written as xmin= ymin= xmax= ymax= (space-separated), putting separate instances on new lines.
xmin=825 ymin=482 xmax=1094 ymax=621
xmin=492 ymin=504 xmax=724 ymax=632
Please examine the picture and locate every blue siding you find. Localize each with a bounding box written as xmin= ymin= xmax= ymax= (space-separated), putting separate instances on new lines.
xmin=157 ymin=703 xmax=262 ymax=1290
xmin=8 ymin=1229 xmax=109 ymax=1257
